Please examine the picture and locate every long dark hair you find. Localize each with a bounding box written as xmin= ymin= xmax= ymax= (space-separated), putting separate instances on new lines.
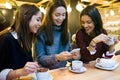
xmin=11 ymin=4 xmax=40 ymax=52
xmin=38 ymin=0 xmax=68 ymax=46
xmin=80 ymin=5 xmax=103 ymax=36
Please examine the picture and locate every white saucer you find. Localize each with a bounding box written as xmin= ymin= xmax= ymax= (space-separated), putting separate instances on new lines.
xmin=95 ymin=63 xmax=119 ymax=71
xmin=68 ymin=66 xmax=86 ymax=73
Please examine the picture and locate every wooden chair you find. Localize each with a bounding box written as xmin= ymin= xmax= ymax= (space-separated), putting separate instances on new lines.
xmin=0 ymin=27 xmax=11 ymax=36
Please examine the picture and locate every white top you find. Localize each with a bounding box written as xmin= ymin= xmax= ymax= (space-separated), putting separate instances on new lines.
xmin=0 ymin=69 xmax=13 ymax=80
xmin=11 ymin=31 xmax=18 ymax=39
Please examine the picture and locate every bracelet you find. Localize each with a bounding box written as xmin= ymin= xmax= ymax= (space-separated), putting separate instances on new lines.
xmin=92 ymin=39 xmax=96 ymax=44
xmin=90 ymin=40 xmax=96 ymax=47
xmin=14 ymin=70 xmax=20 ymax=79
xmin=88 ymin=46 xmax=95 ymax=51
xmin=89 ymin=44 xmax=95 ymax=47
xmin=55 ymin=54 xmax=60 ymax=62
xmin=15 ymin=70 xmax=18 ymax=78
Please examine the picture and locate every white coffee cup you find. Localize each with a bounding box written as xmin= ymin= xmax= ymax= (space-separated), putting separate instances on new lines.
xmin=36 ymin=68 xmax=50 ymax=80
xmin=106 ymin=37 xmax=114 ymax=45
xmin=96 ymin=58 xmax=117 ymax=68
xmin=72 ymin=60 xmax=83 ymax=70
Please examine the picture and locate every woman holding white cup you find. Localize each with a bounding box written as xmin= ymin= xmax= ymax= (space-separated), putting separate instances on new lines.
xmin=76 ymin=5 xmax=118 ymax=63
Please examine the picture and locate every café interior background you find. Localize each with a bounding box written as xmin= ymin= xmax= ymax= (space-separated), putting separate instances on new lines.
xmin=0 ymin=0 xmax=120 ymax=41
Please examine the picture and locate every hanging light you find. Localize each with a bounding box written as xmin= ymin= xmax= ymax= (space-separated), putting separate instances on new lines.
xmin=67 ymin=4 xmax=72 ymax=13
xmin=110 ymin=9 xmax=114 ymax=16
xmin=5 ymin=2 xmax=12 ymax=9
xmin=81 ymin=0 xmax=90 ymax=2
xmin=76 ymin=1 xmax=83 ymax=12
xmin=104 ymin=10 xmax=109 ymax=17
xmin=105 ymin=13 xmax=109 ymax=17
xmin=39 ymin=6 xmax=46 ymax=14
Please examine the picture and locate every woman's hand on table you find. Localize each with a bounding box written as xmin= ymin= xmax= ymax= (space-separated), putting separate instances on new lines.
xmin=7 ymin=62 xmax=40 ymax=80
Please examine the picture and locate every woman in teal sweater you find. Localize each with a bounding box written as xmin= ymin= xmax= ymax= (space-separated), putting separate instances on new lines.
xmin=35 ymin=0 xmax=80 ymax=69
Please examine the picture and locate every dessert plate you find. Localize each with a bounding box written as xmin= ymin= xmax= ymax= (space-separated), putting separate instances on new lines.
xmin=68 ymin=66 xmax=86 ymax=74
xmin=95 ymin=62 xmax=119 ymax=71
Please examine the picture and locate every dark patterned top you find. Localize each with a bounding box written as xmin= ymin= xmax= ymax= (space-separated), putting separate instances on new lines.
xmin=76 ymin=29 xmax=113 ymax=63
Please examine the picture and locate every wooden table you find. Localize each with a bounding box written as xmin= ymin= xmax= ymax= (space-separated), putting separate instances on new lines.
xmin=50 ymin=55 xmax=120 ymax=80
xmin=20 ymin=55 xmax=120 ymax=80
